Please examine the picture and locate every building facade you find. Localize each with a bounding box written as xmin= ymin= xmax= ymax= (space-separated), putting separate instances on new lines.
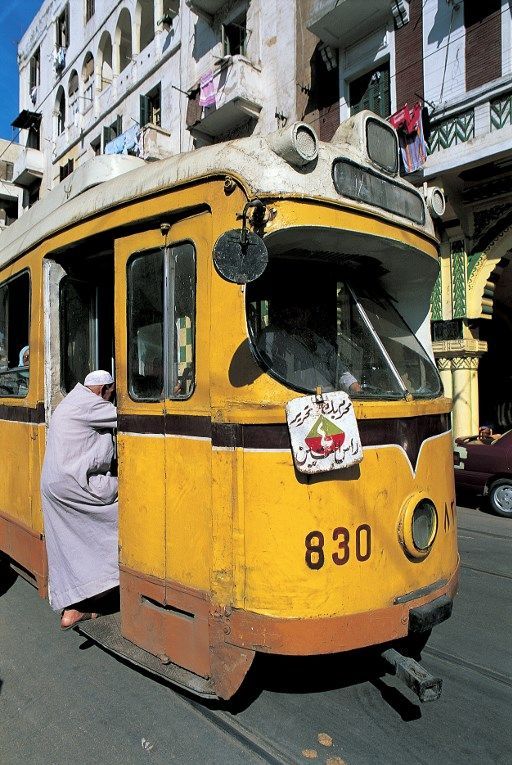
xmin=11 ymin=0 xmax=512 ymax=437
xmin=0 ymin=141 xmax=23 ymax=231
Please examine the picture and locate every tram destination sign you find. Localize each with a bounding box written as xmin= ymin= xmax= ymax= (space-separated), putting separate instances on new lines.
xmin=332 ymin=159 xmax=425 ymax=225
xmin=286 ymin=391 xmax=363 ymax=474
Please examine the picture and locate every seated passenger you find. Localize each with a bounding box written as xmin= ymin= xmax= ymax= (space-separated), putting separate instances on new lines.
xmin=19 ymin=345 xmax=29 ymax=367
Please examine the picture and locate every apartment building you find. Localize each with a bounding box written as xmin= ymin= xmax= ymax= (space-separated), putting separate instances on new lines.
xmin=13 ymin=0 xmax=297 ymax=202
xmin=11 ymin=0 xmax=512 ymax=435
xmin=296 ymin=0 xmax=512 ymax=435
xmin=0 ymin=141 xmax=23 ymax=231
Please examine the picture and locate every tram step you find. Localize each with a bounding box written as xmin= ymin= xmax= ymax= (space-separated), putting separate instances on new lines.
xmin=76 ymin=612 xmax=217 ymax=699
xmin=381 ymin=647 xmax=442 ymax=703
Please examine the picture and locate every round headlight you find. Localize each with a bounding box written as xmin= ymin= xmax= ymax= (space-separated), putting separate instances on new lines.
xmin=412 ymin=499 xmax=437 ymax=550
xmin=424 ymin=186 xmax=446 ymax=218
xmin=268 ymin=122 xmax=318 ymax=167
xmin=399 ymin=495 xmax=438 ymax=559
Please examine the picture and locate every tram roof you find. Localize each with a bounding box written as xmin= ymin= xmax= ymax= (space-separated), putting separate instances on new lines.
xmin=0 ymin=132 xmax=435 ymax=268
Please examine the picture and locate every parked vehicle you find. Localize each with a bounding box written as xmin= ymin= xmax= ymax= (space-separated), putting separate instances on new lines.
xmin=454 ymin=429 xmax=512 ymax=517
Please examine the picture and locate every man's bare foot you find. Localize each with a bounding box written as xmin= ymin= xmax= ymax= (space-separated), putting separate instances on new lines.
xmin=60 ymin=609 xmax=98 ymax=630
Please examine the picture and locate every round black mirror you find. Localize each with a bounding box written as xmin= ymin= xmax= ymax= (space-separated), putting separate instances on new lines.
xmin=213 ymin=229 xmax=268 ymax=284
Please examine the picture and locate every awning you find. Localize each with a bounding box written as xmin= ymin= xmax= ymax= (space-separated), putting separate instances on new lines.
xmin=11 ymin=110 xmax=42 ymax=130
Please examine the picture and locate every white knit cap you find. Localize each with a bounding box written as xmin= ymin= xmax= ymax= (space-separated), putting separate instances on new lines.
xmin=84 ymin=370 xmax=114 ymax=386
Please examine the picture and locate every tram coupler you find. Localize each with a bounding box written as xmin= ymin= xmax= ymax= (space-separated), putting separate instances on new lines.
xmin=381 ymin=648 xmax=442 ymax=702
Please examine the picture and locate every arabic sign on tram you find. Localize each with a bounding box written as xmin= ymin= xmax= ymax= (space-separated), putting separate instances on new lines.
xmin=286 ymin=391 xmax=363 ymax=475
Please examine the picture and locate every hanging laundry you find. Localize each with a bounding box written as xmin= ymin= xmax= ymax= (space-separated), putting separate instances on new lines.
xmin=199 ymin=70 xmax=217 ymax=108
xmin=389 ymin=102 xmax=428 ymax=174
xmin=53 ymin=46 xmax=66 ymax=72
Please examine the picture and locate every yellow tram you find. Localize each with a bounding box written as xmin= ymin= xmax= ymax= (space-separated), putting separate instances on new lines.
xmin=0 ymin=111 xmax=458 ymax=700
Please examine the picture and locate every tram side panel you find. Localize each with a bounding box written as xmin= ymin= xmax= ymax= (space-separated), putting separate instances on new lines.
xmin=0 ymin=254 xmax=47 ymax=593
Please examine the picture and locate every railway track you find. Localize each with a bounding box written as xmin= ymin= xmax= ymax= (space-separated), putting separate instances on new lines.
xmin=424 ymin=645 xmax=512 ymax=689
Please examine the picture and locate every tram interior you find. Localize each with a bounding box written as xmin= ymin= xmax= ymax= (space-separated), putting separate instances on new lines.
xmin=53 ymin=245 xmax=115 ymax=394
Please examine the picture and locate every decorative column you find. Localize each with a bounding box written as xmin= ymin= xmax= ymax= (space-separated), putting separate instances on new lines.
xmin=452 ymin=355 xmax=473 ymax=438
xmin=436 ymin=356 xmax=453 ymax=400
xmin=432 ymin=339 xmax=487 ymax=440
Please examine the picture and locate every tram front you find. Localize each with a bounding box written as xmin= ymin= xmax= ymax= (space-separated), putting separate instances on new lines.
xmin=214 ymin=114 xmax=458 ymax=692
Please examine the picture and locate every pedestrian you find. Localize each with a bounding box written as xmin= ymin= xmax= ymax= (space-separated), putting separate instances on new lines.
xmin=41 ymin=370 xmax=119 ymax=630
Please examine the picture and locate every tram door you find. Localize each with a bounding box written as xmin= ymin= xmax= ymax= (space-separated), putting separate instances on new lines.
xmin=44 ymin=247 xmax=115 ymax=415
xmin=114 ymin=214 xmax=211 ymax=672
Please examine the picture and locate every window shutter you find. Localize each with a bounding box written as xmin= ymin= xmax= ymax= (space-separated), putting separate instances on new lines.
xmin=115 ymin=114 xmax=123 ymax=137
xmin=140 ymin=94 xmax=149 ymax=127
xmin=102 ymin=125 xmax=111 ymax=151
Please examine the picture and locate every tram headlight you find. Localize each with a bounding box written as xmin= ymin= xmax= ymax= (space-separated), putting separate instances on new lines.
xmin=399 ymin=495 xmax=438 ymax=559
xmin=268 ymin=122 xmax=318 ymax=167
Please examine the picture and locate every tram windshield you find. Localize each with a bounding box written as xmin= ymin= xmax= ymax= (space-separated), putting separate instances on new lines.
xmin=246 ymin=244 xmax=441 ymax=400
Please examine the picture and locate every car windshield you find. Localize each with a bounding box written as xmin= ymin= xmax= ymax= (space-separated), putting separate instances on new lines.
xmin=246 ymin=253 xmax=441 ymax=399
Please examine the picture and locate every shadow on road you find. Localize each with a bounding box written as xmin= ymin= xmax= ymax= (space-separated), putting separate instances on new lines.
xmin=225 ymin=647 xmax=422 ymax=718
xmin=0 ymin=556 xmax=17 ymax=597
xmin=456 ymin=489 xmax=497 ymax=517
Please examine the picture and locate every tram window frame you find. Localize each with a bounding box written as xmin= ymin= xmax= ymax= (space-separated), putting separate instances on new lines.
xmin=127 ymin=241 xmax=196 ymax=402
xmin=0 ymin=270 xmax=31 ymax=398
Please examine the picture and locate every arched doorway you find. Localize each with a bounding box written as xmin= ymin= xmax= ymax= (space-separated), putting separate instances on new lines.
xmin=478 ymin=254 xmax=512 ymax=430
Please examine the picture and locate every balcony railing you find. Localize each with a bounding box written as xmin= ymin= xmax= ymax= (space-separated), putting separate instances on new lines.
xmin=12 ymin=147 xmax=45 ymax=187
xmin=188 ymin=56 xmax=262 ymax=138
xmin=490 ymin=92 xmax=512 ymax=131
xmin=427 ymin=85 xmax=512 ymax=161
xmin=429 ymin=109 xmax=475 ymax=153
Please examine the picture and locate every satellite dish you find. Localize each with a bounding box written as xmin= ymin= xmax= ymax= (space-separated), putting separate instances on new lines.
xmin=213 ymin=229 xmax=268 ymax=284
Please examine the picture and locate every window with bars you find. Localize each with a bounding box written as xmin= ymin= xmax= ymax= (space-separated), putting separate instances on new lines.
xmin=0 ymin=161 xmax=13 ymax=182
xmin=102 ymin=115 xmax=123 ymax=150
xmin=222 ymin=13 xmax=248 ymax=57
xmin=59 ymin=158 xmax=74 ymax=181
xmin=56 ymin=5 xmax=70 ymax=49
xmin=83 ymin=53 xmax=94 ymax=103
xmin=85 ymin=0 xmax=95 ymax=23
xmin=140 ymin=85 xmax=161 ymax=127
xmin=349 ymin=64 xmax=390 ymax=119
xmin=29 ymin=48 xmax=40 ymax=91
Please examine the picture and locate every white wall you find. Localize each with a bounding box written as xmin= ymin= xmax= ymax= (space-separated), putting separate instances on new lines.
xmin=423 ymin=0 xmax=465 ymax=108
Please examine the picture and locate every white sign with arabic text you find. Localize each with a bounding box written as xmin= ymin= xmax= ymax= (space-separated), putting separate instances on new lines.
xmin=285 ymin=391 xmax=363 ymax=474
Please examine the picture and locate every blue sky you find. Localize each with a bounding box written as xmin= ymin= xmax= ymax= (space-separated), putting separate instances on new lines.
xmin=0 ymin=1 xmax=43 ymax=139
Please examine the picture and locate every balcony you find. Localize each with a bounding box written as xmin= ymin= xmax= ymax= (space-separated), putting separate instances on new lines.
xmin=423 ymin=76 xmax=512 ymax=180
xmin=189 ymin=57 xmax=262 ymax=139
xmin=12 ymin=147 xmax=44 ymax=187
xmin=139 ymin=124 xmax=173 ymax=161
xmin=185 ymin=1 xmax=227 ymax=20
xmin=308 ymin=0 xmax=393 ymax=48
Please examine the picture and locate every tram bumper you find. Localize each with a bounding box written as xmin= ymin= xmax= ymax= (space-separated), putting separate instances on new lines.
xmin=408 ymin=594 xmax=453 ymax=634
xmin=225 ymin=565 xmax=459 ymax=655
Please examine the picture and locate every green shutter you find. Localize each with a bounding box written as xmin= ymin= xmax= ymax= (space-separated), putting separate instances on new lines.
xmin=140 ymin=94 xmax=149 ymax=127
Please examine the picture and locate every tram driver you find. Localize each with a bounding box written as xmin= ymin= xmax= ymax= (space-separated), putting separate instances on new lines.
xmin=41 ymin=370 xmax=119 ymax=630
xmin=257 ymin=303 xmax=362 ymax=396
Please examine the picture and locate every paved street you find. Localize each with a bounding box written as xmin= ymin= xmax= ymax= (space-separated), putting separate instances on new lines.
xmin=1 ymin=503 xmax=511 ymax=765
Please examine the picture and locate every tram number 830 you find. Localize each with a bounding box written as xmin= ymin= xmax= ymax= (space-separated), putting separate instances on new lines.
xmin=304 ymin=525 xmax=372 ymax=570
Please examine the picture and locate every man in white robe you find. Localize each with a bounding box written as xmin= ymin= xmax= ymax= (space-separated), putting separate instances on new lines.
xmin=41 ymin=370 xmax=118 ymax=630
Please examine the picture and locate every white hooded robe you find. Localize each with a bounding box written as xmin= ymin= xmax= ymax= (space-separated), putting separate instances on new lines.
xmin=41 ymin=383 xmax=119 ymax=611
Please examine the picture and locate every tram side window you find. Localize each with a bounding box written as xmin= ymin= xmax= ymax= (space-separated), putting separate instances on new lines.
xmin=0 ymin=271 xmax=30 ymax=397
xmin=128 ymin=244 xmax=196 ymax=401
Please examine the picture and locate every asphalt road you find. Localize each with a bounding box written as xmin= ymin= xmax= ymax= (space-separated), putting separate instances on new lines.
xmin=1 ymin=502 xmax=511 ymax=765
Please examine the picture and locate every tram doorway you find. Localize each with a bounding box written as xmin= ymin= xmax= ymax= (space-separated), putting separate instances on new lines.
xmin=478 ymin=257 xmax=512 ymax=431
xmin=44 ymin=242 xmax=114 ymax=413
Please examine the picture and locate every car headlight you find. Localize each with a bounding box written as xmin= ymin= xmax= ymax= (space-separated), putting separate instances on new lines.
xmin=399 ymin=495 xmax=438 ymax=559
